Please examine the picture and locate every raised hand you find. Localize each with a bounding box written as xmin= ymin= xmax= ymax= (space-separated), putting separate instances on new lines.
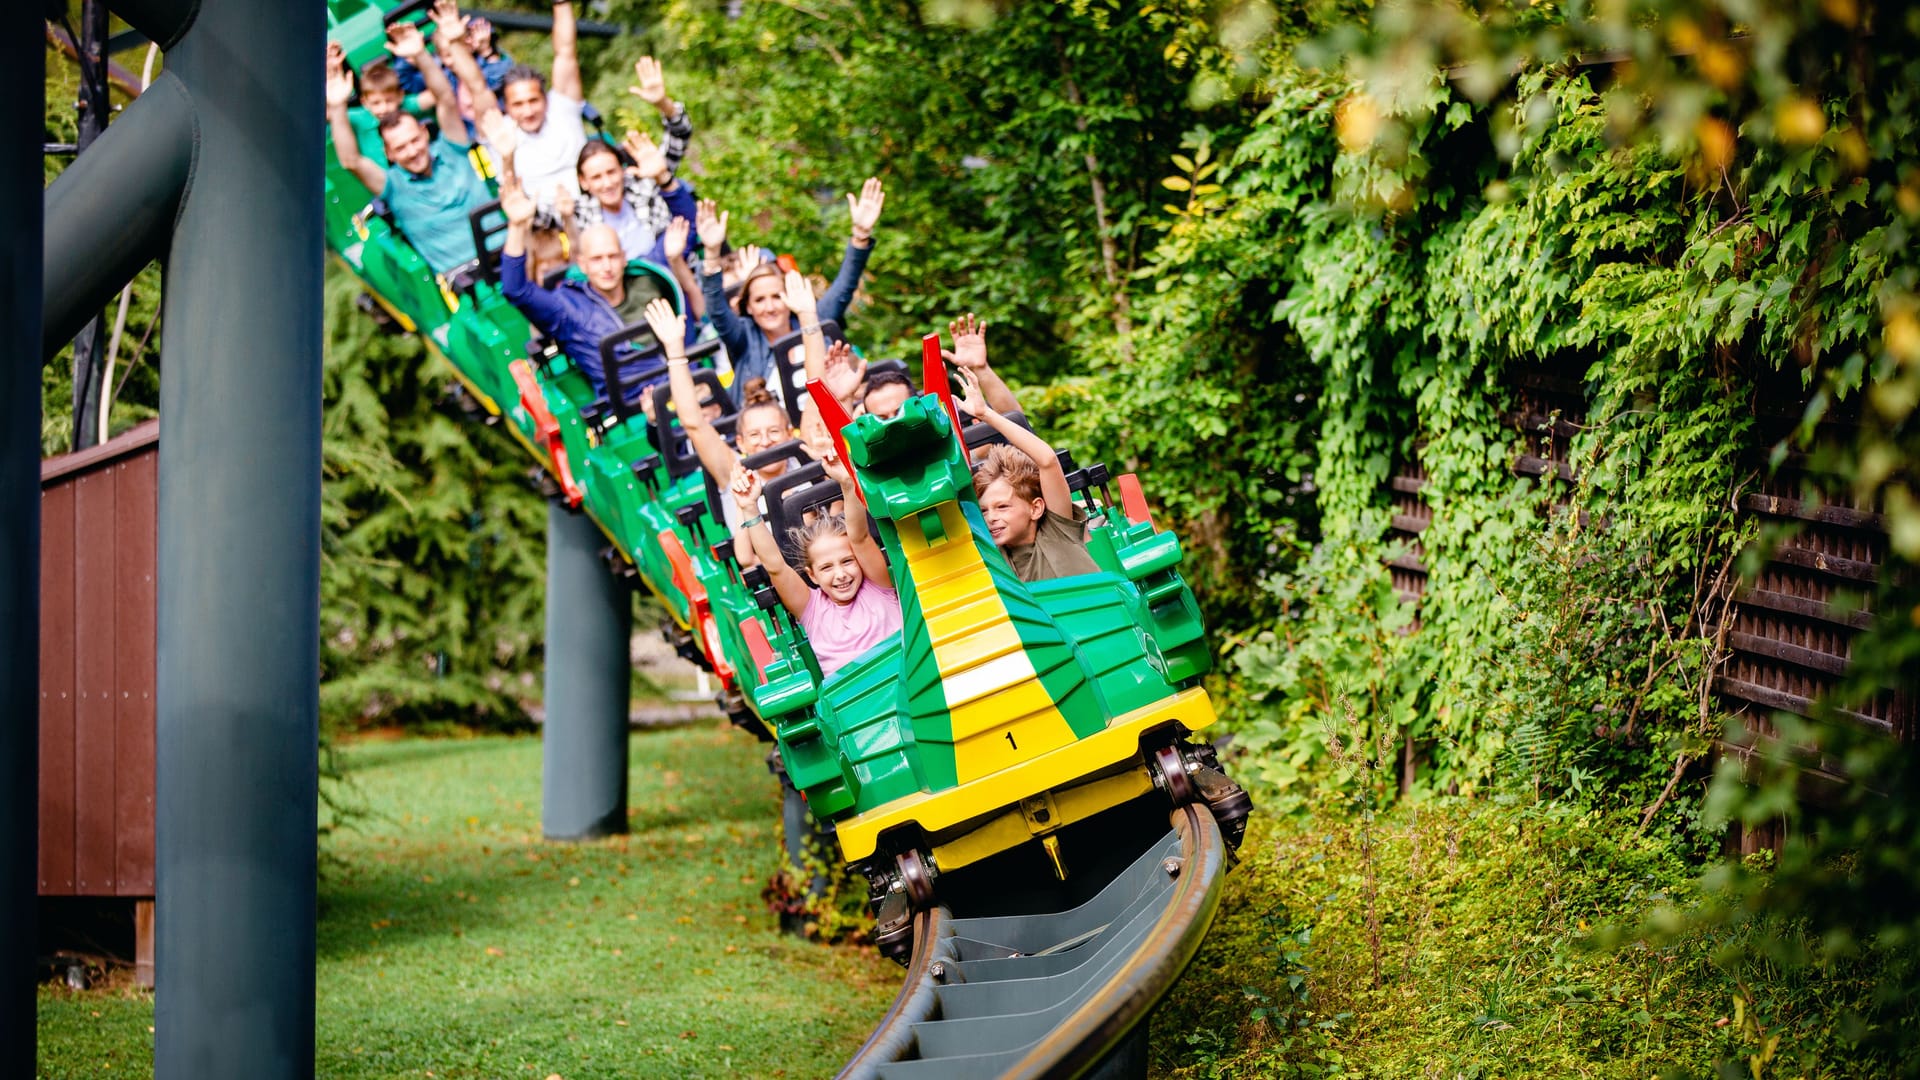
xmin=642 ymin=297 xmax=685 ymax=358
xmin=730 ymin=246 xmax=765 ymax=276
xmin=464 ymin=15 xmax=494 ymax=54
xmin=385 ymin=20 xmax=427 ymax=60
xmin=630 ymin=56 xmax=668 ymax=107
xmin=501 ymin=177 xmax=536 ymax=226
xmin=821 ymin=448 xmax=850 ymax=485
xmin=822 ymin=339 xmax=866 ymax=402
xmin=325 ymin=45 xmax=355 ymax=108
xmin=847 ymin=177 xmax=885 ymax=244
xmin=622 ymin=129 xmax=668 ymax=182
xmin=783 ymin=269 xmax=818 ymax=320
xmin=949 ymin=313 xmax=989 ymax=370
xmin=429 ymin=0 xmax=467 ymax=47
xmin=552 ymin=183 xmax=575 ymax=222
xmin=954 ymin=367 xmax=992 ymax=420
xmin=695 ymin=199 xmax=728 ymax=256
xmin=729 ymin=463 xmax=763 ymax=514
xmin=663 ymin=216 xmax=690 ymax=262
xmin=479 ymin=109 xmax=519 ymax=160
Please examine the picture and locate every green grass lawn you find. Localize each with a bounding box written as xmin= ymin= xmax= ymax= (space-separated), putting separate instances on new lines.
xmin=37 ymin=725 xmax=899 ymax=1079
xmin=45 ymin=728 xmax=1867 ymax=1079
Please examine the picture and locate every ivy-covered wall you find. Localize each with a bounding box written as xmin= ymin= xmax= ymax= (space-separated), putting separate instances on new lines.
xmin=1016 ymin=59 xmax=1901 ymax=843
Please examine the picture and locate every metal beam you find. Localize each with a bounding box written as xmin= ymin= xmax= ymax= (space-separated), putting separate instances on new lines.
xmin=151 ymin=0 xmax=323 ymax=1073
xmin=108 ymin=0 xmax=198 ymax=50
xmin=462 ymin=8 xmax=626 ymax=37
xmin=108 ymin=5 xmax=625 ymax=53
xmin=41 ymin=74 xmax=192 ymax=356
xmin=541 ymin=504 xmax=632 ymax=840
xmin=1 ymin=7 xmax=45 ymax=1072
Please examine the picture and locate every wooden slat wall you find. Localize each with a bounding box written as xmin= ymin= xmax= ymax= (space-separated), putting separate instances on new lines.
xmin=115 ymin=450 xmax=157 ymax=894
xmin=39 ymin=422 xmax=158 ymax=899
xmin=73 ymin=466 xmax=119 ymax=894
xmin=1377 ymin=364 xmax=1914 ymax=746
xmin=40 ymin=482 xmax=77 ymax=895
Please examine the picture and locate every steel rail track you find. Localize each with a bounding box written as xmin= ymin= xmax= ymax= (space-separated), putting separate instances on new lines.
xmin=837 ymin=803 xmax=1228 ymax=1080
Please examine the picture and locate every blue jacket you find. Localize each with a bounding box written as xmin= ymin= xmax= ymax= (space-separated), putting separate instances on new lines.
xmin=701 ymin=240 xmax=873 ymax=404
xmin=501 ymin=251 xmax=696 ymax=403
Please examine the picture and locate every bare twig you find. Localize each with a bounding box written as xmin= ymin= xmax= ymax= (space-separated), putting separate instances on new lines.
xmin=1054 ymin=37 xmax=1134 ymax=361
xmin=1636 ymin=545 xmax=1741 ymax=835
xmin=1636 ymin=752 xmax=1692 ymax=835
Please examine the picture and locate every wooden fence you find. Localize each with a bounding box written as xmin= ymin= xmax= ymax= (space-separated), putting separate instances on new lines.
xmin=1379 ymin=361 xmax=1911 ymax=845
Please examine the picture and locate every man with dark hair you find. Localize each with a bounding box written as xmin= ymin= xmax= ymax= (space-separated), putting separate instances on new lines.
xmin=327 ymin=19 xmax=492 ymax=275
xmin=862 ymin=368 xmax=917 ymax=421
xmin=497 ymin=0 xmax=587 ymax=207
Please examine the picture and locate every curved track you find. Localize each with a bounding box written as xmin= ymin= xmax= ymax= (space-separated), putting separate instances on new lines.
xmin=839 ymin=803 xmax=1228 ymax=1079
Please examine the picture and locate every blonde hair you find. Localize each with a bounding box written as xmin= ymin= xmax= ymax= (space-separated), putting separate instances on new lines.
xmin=972 ymin=444 xmax=1041 ymax=503
xmin=788 ymin=513 xmax=852 ymax=572
xmin=737 ymin=377 xmax=790 ymax=444
xmin=736 ymin=262 xmax=783 ymax=318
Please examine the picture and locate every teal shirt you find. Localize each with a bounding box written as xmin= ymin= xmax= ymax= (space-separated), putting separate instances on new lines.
xmin=380 ymin=138 xmax=489 ymax=275
xmin=346 ymin=106 xmax=388 ymax=167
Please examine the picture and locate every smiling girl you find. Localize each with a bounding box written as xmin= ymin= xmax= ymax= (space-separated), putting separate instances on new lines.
xmin=730 ymin=459 xmax=901 ymax=680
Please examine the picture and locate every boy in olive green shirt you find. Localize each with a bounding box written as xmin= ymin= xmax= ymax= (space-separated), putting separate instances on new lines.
xmin=955 ymin=358 xmax=1100 ymax=582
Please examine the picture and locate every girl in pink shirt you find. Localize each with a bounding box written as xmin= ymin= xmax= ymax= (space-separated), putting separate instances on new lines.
xmin=730 ymin=459 xmax=902 ymax=680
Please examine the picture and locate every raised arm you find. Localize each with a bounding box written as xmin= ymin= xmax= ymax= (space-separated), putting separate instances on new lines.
xmin=479 ymin=110 xmax=520 ymax=184
xmin=661 ymin=217 xmax=704 ymax=321
xmin=326 ymin=48 xmax=386 ymax=193
xmin=629 ymin=56 xmax=682 ymax=125
xmin=957 ymin=369 xmax=1074 ymax=517
xmin=847 ymin=176 xmax=884 ymax=251
xmin=549 ymin=0 xmax=582 ymax=101
xmin=695 ymin=200 xmax=751 ymax=349
xmin=622 ymin=129 xmax=677 ymax=193
xmin=732 ymin=467 xmax=812 ymax=618
xmin=500 ymin=178 xmax=571 ymax=330
xmin=644 ymin=298 xmax=738 ymax=483
xmin=821 ymin=340 xmax=867 ymax=408
xmin=385 ymin=21 xmax=467 ymax=148
xmin=430 ymin=0 xmax=500 ymax=121
xmin=815 ymin=178 xmax=885 ymax=325
xmin=782 ymin=270 xmax=827 ymax=384
xmin=949 ymin=313 xmax=1022 ymax=414
xmin=821 ymin=454 xmax=888 ymax=586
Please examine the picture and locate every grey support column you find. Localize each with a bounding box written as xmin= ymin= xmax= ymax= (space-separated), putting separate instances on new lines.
xmin=150 ymin=0 xmax=323 ymax=1075
xmin=0 ymin=12 xmax=44 ymax=1072
xmin=542 ymin=504 xmax=632 ymax=840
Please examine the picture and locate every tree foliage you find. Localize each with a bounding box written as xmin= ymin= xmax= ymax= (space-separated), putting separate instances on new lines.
xmin=317 ymin=269 xmax=549 ymax=729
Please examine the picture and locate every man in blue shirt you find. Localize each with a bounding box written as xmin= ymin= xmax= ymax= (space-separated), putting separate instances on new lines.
xmin=326 ymin=19 xmax=491 ymax=275
xmin=498 ymin=176 xmax=696 ymax=404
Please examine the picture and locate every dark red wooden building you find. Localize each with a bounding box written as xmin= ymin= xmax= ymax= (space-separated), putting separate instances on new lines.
xmin=39 ymin=419 xmax=158 ymax=985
